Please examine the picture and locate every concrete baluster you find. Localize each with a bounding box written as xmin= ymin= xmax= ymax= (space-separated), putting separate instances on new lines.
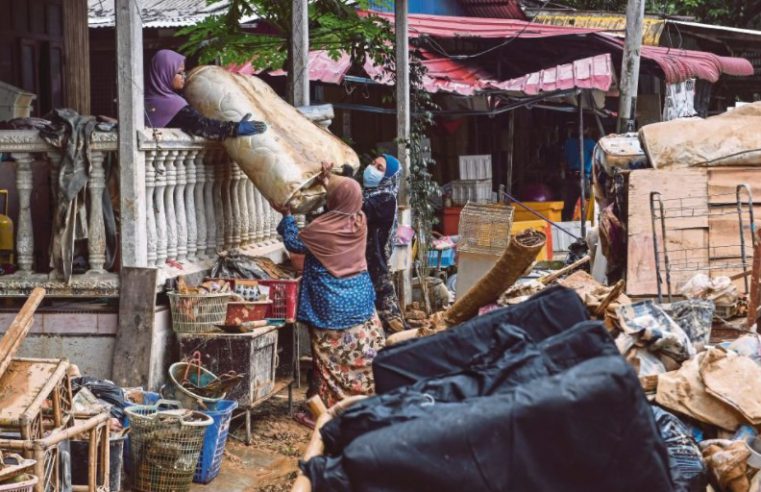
xmin=11 ymin=153 xmax=34 ymax=275
xmin=245 ymin=180 xmax=256 ymax=245
xmin=194 ymin=150 xmax=208 ymax=258
xmin=164 ymin=150 xmax=178 ymax=261
xmin=174 ymin=150 xmax=188 ymax=262
xmin=154 ymin=150 xmax=168 ymax=265
xmin=236 ymin=164 xmax=250 ymax=246
xmin=204 ymin=150 xmax=218 ymax=257
xmin=86 ymin=151 xmax=108 ymax=273
xmin=145 ymin=151 xmax=158 ymax=267
xmin=229 ymin=162 xmax=241 ymax=249
xmin=212 ymin=150 xmax=226 ymax=253
xmin=253 ymin=186 xmax=265 ymax=245
xmin=184 ymin=149 xmax=198 ymax=261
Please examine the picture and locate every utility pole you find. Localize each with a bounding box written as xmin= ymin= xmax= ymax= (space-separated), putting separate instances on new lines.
xmin=617 ymin=0 xmax=646 ymax=133
xmin=115 ymin=0 xmax=147 ymax=267
xmin=396 ymin=0 xmax=410 ymax=206
xmin=290 ymin=0 xmax=310 ymax=106
xmin=395 ymin=0 xmax=412 ymax=306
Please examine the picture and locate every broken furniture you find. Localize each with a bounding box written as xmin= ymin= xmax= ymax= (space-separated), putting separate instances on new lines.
xmin=176 ymin=324 xmax=297 ymax=445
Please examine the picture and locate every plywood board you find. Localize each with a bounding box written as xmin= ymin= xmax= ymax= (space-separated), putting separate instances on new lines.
xmin=627 ymin=168 xmax=709 ymax=296
xmin=707 ymin=168 xmax=761 ymax=205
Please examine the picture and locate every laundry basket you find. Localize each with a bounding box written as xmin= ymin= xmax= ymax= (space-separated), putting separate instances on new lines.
xmin=168 ymin=292 xmax=232 ymax=333
xmin=126 ymin=400 xmax=213 ymax=492
xmin=0 ymin=475 xmax=38 ymax=492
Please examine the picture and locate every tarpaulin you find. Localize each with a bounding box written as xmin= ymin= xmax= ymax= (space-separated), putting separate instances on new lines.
xmin=304 ymin=354 xmax=672 ymax=492
xmin=372 ymin=285 xmax=589 ymax=393
xmin=322 ymin=321 xmax=618 ymax=454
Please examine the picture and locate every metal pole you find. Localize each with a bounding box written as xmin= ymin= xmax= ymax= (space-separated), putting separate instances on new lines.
xmin=506 ymin=111 xmax=515 ymax=194
xmin=578 ymin=93 xmax=587 ymax=240
xmin=290 ymin=0 xmax=310 ymax=106
xmin=617 ymin=0 xmax=646 ymax=133
xmin=396 ymin=0 xmax=411 ymax=207
xmin=115 ymin=0 xmax=147 ymax=267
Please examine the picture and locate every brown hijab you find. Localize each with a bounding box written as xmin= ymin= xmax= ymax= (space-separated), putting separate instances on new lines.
xmin=299 ymin=176 xmax=368 ymax=278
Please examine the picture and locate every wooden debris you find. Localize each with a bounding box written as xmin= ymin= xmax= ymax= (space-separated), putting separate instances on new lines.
xmin=748 ymin=229 xmax=761 ymax=329
xmin=0 ymin=288 xmax=45 ymax=382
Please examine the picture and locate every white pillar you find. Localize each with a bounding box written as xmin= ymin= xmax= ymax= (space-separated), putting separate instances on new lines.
xmin=204 ymin=152 xmax=218 ymax=256
xmin=253 ymin=186 xmax=265 ymax=244
xmin=618 ymin=0 xmax=646 ymax=133
xmin=237 ymin=165 xmax=250 ymax=245
xmin=174 ymin=150 xmax=189 ymax=261
xmin=194 ymin=150 xmax=208 ymax=258
xmin=154 ymin=151 xmax=168 ymax=265
xmin=12 ymin=153 xmax=34 ymax=275
xmin=115 ymin=0 xmax=147 ymax=267
xmin=87 ymin=151 xmax=108 ymax=273
xmin=145 ymin=150 xmax=158 ymax=266
xmin=395 ymin=0 xmax=410 ymax=207
xmin=212 ymin=151 xmax=226 ymax=252
xmin=164 ymin=150 xmax=178 ymax=261
xmin=228 ymin=163 xmax=241 ymax=249
xmin=184 ymin=149 xmax=198 ymax=261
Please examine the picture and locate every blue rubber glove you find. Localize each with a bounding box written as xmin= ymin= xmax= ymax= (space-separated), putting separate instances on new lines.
xmin=236 ymin=114 xmax=267 ymax=136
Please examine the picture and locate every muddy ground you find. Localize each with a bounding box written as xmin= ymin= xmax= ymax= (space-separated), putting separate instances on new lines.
xmin=190 ymin=387 xmax=311 ymax=492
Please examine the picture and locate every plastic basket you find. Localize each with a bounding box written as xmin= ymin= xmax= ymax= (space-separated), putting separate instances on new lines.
xmin=457 ymin=203 xmax=514 ymax=255
xmin=168 ymin=292 xmax=232 ymax=333
xmin=126 ymin=400 xmax=213 ymax=492
xmin=258 ymin=279 xmax=300 ymax=322
xmin=194 ymin=400 xmax=238 ymax=484
xmin=0 ymin=475 xmax=38 ymax=492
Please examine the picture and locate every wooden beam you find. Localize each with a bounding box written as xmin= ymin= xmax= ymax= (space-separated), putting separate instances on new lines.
xmin=116 ymin=0 xmax=148 ymax=267
xmin=0 ymin=288 xmax=45 ymax=380
xmin=63 ymin=0 xmax=91 ymax=114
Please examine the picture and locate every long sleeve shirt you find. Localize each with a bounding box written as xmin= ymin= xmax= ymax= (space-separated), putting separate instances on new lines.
xmin=167 ymin=105 xmax=237 ymax=141
xmin=277 ymin=215 xmax=376 ymax=330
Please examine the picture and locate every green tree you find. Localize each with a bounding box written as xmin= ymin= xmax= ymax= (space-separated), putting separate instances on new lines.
xmin=180 ymin=0 xmax=395 ymax=71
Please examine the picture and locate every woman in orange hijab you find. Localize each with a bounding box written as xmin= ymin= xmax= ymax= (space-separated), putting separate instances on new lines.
xmin=275 ymin=174 xmax=385 ymax=408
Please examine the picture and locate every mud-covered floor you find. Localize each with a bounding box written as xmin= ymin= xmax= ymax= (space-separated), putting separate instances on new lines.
xmin=190 ymin=387 xmax=311 ymax=492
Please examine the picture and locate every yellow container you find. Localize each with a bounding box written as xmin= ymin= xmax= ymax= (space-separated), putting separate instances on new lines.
xmin=513 ymin=201 xmax=563 ymax=223
xmin=511 ymin=219 xmax=552 ymax=261
xmin=0 ymin=190 xmax=13 ymax=262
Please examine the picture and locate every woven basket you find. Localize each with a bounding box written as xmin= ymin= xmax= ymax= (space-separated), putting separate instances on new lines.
xmin=168 ymin=292 xmax=232 ymax=333
xmin=457 ymin=202 xmax=515 ymax=255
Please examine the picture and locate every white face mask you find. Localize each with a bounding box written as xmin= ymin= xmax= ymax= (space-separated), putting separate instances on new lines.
xmin=363 ymin=165 xmax=384 ymax=188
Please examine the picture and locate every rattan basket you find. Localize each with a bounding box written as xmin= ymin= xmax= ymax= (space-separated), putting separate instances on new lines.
xmin=126 ymin=401 xmax=213 ymax=492
xmin=457 ymin=202 xmax=515 ymax=255
xmin=168 ymin=292 xmax=232 ymax=333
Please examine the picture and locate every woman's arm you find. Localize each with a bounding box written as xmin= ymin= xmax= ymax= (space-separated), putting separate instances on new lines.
xmin=167 ymin=105 xmax=237 ymax=141
xmin=277 ymin=215 xmax=308 ymax=254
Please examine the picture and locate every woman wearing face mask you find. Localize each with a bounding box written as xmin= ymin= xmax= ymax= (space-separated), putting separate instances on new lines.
xmin=144 ymin=49 xmax=267 ymax=139
xmin=362 ymin=155 xmax=408 ymax=334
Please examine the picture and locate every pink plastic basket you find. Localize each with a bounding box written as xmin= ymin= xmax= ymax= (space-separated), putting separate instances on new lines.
xmin=0 ymin=475 xmax=39 ymax=492
xmin=258 ymin=279 xmax=300 ymax=322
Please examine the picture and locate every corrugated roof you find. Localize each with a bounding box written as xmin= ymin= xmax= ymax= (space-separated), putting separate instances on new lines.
xmin=236 ymin=49 xmax=613 ymax=97
xmin=87 ymin=0 xmax=238 ymax=28
xmin=458 ymin=0 xmax=527 ymax=21
xmin=483 ymin=53 xmax=614 ymax=94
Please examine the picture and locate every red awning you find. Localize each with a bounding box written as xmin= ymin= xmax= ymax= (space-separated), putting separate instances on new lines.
xmin=598 ymin=35 xmax=754 ymax=83
xmin=482 ymin=54 xmax=614 ymax=95
xmin=235 ymin=49 xmax=614 ymax=97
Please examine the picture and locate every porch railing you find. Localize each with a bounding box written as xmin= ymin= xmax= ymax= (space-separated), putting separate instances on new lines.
xmin=0 ymin=128 xmax=285 ymax=296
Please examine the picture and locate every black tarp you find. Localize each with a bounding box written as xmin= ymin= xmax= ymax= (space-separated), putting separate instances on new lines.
xmin=323 ymin=321 xmax=618 ymax=453
xmin=372 ymin=286 xmax=589 ymax=393
xmin=304 ymin=355 xmax=673 ymax=492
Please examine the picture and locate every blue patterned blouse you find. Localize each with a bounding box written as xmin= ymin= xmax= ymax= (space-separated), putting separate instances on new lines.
xmin=277 ymin=215 xmax=376 ymax=330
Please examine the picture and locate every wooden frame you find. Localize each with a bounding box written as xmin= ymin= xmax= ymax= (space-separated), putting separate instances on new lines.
xmin=0 ymin=413 xmax=109 ymax=492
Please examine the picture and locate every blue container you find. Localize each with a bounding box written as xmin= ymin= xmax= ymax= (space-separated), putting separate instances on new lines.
xmin=194 ymin=399 xmax=238 ymax=483
xmin=427 ymin=248 xmax=456 ymax=268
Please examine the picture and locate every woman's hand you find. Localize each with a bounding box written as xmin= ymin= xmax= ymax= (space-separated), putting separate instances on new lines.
xmin=236 ymin=113 xmax=267 ymax=136
xmin=318 ymin=161 xmax=334 ymax=186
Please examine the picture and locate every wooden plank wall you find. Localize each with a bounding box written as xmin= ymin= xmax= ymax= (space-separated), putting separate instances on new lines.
xmin=627 ymin=167 xmax=760 ymax=297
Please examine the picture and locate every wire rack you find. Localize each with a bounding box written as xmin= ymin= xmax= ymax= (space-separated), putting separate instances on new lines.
xmin=650 ymin=184 xmax=757 ymax=302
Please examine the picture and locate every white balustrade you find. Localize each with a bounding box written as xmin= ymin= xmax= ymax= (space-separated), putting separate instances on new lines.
xmin=194 ymin=149 xmax=208 ymax=258
xmin=164 ymin=150 xmax=179 ymax=261
xmin=11 ymin=152 xmax=34 ymax=275
xmin=184 ymin=149 xmax=198 ymax=261
xmin=174 ymin=150 xmax=189 ymax=262
xmin=145 ymin=150 xmax=158 ymax=267
xmin=154 ymin=150 xmax=168 ymax=265
xmin=87 ymin=151 xmax=108 ymax=273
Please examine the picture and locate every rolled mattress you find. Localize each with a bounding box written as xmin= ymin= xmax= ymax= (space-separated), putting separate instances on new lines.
xmin=184 ymin=65 xmax=359 ymax=213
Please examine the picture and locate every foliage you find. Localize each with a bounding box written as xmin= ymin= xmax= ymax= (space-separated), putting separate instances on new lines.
xmin=557 ymin=0 xmax=761 ymax=28
xmin=179 ymin=0 xmax=395 ymax=71
xmin=405 ymin=50 xmax=441 ymax=271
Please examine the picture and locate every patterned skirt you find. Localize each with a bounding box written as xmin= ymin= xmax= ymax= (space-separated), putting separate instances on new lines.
xmin=309 ymin=315 xmax=386 ymax=408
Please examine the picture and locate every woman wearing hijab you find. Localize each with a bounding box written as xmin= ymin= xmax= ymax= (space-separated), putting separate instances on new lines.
xmin=362 ymin=154 xmax=408 ymax=333
xmin=144 ymin=49 xmax=267 ymax=139
xmin=276 ymin=176 xmax=384 ymax=407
